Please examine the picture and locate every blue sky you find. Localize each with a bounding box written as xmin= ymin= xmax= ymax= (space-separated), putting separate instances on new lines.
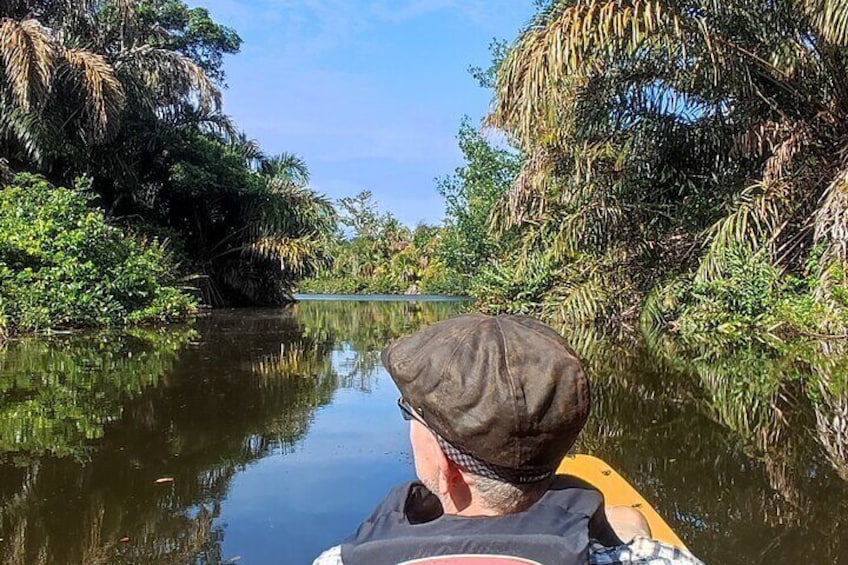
xmin=194 ymin=0 xmax=536 ymax=226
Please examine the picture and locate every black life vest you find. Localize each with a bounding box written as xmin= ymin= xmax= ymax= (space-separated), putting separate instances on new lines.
xmin=341 ymin=475 xmax=617 ymax=565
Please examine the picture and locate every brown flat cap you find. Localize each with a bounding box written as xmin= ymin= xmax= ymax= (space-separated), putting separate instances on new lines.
xmin=382 ymin=313 xmax=589 ymax=475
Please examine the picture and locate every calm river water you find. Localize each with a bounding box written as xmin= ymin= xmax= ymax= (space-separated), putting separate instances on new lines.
xmin=1 ymin=299 xmax=846 ymax=564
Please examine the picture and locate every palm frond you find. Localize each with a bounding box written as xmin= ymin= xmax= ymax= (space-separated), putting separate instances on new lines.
xmin=63 ymin=47 xmax=125 ymax=137
xmin=548 ymin=273 xmax=609 ymax=325
xmin=814 ymin=165 xmax=848 ymax=265
xmin=260 ymin=152 xmax=310 ymax=187
xmin=248 ymin=235 xmax=324 ymax=275
xmin=805 ymin=0 xmax=848 ymax=45
xmin=492 ymin=0 xmax=682 ymax=139
xmin=732 ymin=120 xmax=791 ymax=161
xmin=117 ymin=46 xmax=221 ymax=111
xmin=0 ymin=18 xmax=55 ymax=112
xmin=229 ymin=132 xmax=265 ymax=164
xmin=0 ymin=157 xmax=11 ymax=184
xmin=0 ymin=99 xmax=45 ymax=160
xmin=761 ymin=121 xmax=814 ymax=184
xmin=159 ymin=104 xmax=238 ymax=139
xmin=696 ymin=180 xmax=791 ymax=282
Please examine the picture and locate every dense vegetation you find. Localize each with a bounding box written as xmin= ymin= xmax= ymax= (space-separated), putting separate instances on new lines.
xmin=440 ymin=0 xmax=848 ymax=341
xmin=4 ymin=0 xmax=848 ymax=346
xmin=303 ymin=0 xmax=848 ymax=343
xmin=0 ymin=0 xmax=335 ymax=336
xmin=298 ymin=190 xmax=456 ymax=295
xmin=0 ymin=174 xmax=195 ymax=333
xmin=428 ymin=4 xmax=848 ymax=515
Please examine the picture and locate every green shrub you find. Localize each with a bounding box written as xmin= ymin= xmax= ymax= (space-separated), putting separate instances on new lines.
xmin=670 ymin=250 xmax=848 ymax=342
xmin=0 ymin=174 xmax=196 ymax=334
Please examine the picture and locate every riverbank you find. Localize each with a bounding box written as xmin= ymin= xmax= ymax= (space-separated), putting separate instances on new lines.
xmin=293 ymin=293 xmax=469 ymax=302
xmin=0 ymin=176 xmax=197 ymax=340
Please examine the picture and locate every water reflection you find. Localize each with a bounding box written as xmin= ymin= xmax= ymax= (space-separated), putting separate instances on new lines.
xmin=293 ymin=299 xmax=466 ymax=388
xmin=571 ymin=325 xmax=848 ymax=564
xmin=0 ymin=301 xmax=463 ymax=564
xmin=0 ymin=302 xmax=846 ymax=564
xmin=0 ymin=329 xmax=196 ymax=459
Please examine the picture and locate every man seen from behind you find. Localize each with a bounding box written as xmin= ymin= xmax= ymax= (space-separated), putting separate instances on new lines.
xmin=314 ymin=313 xmax=705 ymax=565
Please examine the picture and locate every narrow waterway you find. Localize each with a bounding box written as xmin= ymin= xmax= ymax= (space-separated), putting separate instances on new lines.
xmin=0 ymin=299 xmax=846 ymax=564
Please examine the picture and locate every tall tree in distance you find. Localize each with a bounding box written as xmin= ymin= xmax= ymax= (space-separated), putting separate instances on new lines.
xmin=437 ymin=118 xmax=521 ymax=290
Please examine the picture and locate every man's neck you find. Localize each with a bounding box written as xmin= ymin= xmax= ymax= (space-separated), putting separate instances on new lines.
xmin=441 ymin=492 xmax=501 ymax=517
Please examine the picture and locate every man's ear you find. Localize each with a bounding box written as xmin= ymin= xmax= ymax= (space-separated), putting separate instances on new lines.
xmin=435 ymin=446 xmax=461 ymax=496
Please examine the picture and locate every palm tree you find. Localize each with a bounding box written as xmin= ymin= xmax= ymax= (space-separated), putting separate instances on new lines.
xmin=0 ymin=1 xmax=218 ymax=166
xmin=260 ymin=152 xmax=311 ymax=188
xmin=203 ymin=149 xmax=337 ymax=305
xmin=0 ymin=17 xmax=123 ymax=162
xmin=489 ymin=0 xmax=848 ymax=326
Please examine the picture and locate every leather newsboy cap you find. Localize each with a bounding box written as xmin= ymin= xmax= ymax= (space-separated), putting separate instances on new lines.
xmin=382 ymin=313 xmax=590 ymax=475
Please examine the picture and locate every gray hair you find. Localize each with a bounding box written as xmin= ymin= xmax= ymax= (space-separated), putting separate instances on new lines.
xmin=469 ymin=472 xmax=552 ymax=514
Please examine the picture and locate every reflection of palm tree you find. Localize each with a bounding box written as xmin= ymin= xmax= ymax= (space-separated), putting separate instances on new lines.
xmin=645 ymin=332 xmax=821 ymax=509
xmin=814 ymin=391 xmax=848 ymax=481
xmin=568 ymin=325 xmax=848 ymax=563
xmin=807 ymin=341 xmax=848 ymax=480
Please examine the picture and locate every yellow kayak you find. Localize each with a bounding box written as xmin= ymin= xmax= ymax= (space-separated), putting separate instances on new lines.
xmin=557 ymin=455 xmax=687 ymax=551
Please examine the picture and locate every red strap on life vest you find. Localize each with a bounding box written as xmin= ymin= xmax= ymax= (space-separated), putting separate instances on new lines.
xmin=399 ymin=556 xmax=542 ymax=565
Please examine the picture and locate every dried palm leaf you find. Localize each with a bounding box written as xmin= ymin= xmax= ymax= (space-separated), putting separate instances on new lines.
xmin=249 ymin=235 xmax=323 ymax=275
xmin=815 ymin=165 xmax=848 ymax=258
xmin=805 ymin=0 xmax=848 ymax=45
xmin=491 ymin=148 xmax=555 ymax=230
xmin=0 ymin=18 xmax=55 ymax=111
xmin=63 ymin=47 xmax=125 ymax=137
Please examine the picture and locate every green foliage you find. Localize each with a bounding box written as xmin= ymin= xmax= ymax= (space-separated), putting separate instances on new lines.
xmin=437 ymin=118 xmax=521 ymax=291
xmin=0 ymin=327 xmax=196 ymax=458
xmin=464 ymin=0 xmax=848 ymax=336
xmin=137 ymin=0 xmax=242 ymax=82
xmin=301 ymin=191 xmax=456 ymax=296
xmin=469 ymin=249 xmax=555 ymax=315
xmin=137 ymin=132 xmax=336 ymax=306
xmin=468 ymin=39 xmax=511 ymax=89
xmin=650 ymin=251 xmax=848 ymax=344
xmin=0 ymin=175 xmax=195 ymax=334
xmin=0 ymin=1 xmax=334 ymax=323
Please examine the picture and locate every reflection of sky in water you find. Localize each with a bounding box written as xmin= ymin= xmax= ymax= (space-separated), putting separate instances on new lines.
xmin=218 ymin=367 xmax=412 ymax=563
xmin=1 ymin=301 xmax=846 ymax=564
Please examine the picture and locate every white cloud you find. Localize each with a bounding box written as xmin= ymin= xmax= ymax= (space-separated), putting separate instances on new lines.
xmin=198 ymin=0 xmax=527 ymax=58
xmin=191 ymin=0 xmax=534 ymax=224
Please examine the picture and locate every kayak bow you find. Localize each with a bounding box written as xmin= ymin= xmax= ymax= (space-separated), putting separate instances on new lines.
xmin=557 ymin=455 xmax=687 ymax=551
